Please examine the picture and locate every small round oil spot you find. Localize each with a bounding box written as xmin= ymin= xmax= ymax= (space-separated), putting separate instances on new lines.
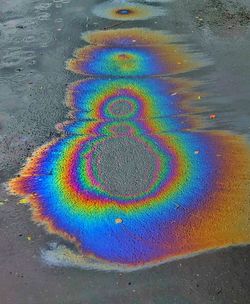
xmin=116 ymin=9 xmax=132 ymax=15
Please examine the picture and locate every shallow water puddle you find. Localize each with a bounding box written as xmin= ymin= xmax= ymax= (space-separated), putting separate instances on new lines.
xmin=8 ymin=0 xmax=250 ymax=272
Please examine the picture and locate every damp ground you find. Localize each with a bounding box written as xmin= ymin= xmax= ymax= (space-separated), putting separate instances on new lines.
xmin=0 ymin=0 xmax=250 ymax=303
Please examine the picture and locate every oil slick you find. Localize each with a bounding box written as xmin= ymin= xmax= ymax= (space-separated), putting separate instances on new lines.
xmin=81 ymin=28 xmax=177 ymax=46
xmin=66 ymin=43 xmax=207 ymax=77
xmin=92 ymin=1 xmax=165 ymax=21
xmin=8 ymin=3 xmax=250 ymax=272
xmin=67 ymin=28 xmax=209 ymax=77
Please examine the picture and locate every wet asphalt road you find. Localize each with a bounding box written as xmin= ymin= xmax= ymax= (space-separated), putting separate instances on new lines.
xmin=0 ymin=0 xmax=250 ymax=303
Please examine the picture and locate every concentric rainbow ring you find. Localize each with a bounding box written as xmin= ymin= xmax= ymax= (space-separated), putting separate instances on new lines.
xmin=65 ymin=78 xmax=199 ymax=120
xmin=67 ymin=44 xmax=206 ymax=77
xmin=9 ymin=132 xmax=250 ymax=267
xmin=8 ymin=25 xmax=250 ymax=271
xmin=57 ymin=117 xmax=191 ymax=136
xmin=92 ymin=1 xmax=165 ymax=21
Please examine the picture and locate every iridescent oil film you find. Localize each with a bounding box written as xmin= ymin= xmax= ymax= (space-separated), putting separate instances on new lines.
xmin=9 ymin=3 xmax=250 ymax=272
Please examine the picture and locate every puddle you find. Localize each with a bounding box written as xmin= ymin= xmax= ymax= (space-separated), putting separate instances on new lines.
xmin=1 ymin=0 xmax=250 ymax=303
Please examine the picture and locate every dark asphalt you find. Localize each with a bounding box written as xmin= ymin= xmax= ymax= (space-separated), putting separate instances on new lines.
xmin=0 ymin=0 xmax=250 ymax=303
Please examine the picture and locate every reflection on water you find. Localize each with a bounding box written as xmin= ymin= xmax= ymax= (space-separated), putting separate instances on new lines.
xmin=7 ymin=0 xmax=250 ymax=273
xmin=0 ymin=0 xmax=74 ymax=180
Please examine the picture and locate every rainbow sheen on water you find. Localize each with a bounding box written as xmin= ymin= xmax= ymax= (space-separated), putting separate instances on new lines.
xmin=92 ymin=1 xmax=165 ymax=21
xmin=9 ymin=27 xmax=250 ymax=271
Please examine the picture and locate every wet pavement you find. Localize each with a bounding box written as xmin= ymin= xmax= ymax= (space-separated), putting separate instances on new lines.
xmin=0 ymin=0 xmax=250 ymax=303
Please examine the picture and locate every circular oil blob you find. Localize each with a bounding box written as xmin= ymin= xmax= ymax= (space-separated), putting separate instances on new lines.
xmin=116 ymin=9 xmax=132 ymax=15
xmin=108 ymin=99 xmax=135 ymax=118
xmin=92 ymin=1 xmax=165 ymax=21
